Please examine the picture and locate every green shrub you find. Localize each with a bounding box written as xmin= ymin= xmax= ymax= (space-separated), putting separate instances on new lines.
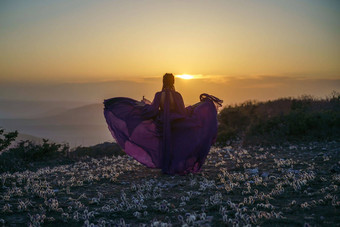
xmin=0 ymin=127 xmax=125 ymax=173
xmin=0 ymin=139 xmax=69 ymax=173
xmin=217 ymin=92 xmax=340 ymax=145
xmin=0 ymin=128 xmax=18 ymax=152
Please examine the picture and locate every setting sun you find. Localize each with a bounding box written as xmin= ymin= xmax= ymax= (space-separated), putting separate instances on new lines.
xmin=175 ymin=74 xmax=194 ymax=80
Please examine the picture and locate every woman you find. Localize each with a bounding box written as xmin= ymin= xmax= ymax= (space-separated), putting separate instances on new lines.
xmin=103 ymin=73 xmax=222 ymax=175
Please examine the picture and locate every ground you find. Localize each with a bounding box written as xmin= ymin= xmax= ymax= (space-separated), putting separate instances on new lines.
xmin=0 ymin=142 xmax=339 ymax=226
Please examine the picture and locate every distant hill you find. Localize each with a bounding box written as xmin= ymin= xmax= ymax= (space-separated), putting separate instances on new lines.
xmin=0 ymin=103 xmax=105 ymax=126
xmin=39 ymin=103 xmax=105 ymax=125
xmin=15 ymin=133 xmax=46 ymax=143
xmin=0 ymin=103 xmax=112 ymax=147
xmin=0 ymin=99 xmax=89 ymax=118
xmin=0 ymin=132 xmax=47 ymax=153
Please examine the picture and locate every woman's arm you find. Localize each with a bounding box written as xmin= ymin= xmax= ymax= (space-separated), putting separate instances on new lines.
xmin=141 ymin=92 xmax=161 ymax=119
xmin=175 ymin=92 xmax=187 ymax=116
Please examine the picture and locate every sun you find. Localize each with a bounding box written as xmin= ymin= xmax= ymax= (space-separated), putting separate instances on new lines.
xmin=175 ymin=74 xmax=194 ymax=79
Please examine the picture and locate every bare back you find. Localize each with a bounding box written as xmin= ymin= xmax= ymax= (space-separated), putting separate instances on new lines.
xmin=160 ymin=91 xmax=176 ymax=111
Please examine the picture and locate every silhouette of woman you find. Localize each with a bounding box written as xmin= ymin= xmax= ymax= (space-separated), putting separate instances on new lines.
xmin=103 ymin=73 xmax=222 ymax=175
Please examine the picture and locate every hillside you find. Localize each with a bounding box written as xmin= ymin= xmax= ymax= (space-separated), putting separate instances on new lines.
xmin=0 ymin=141 xmax=339 ymax=226
xmin=217 ymin=94 xmax=340 ymax=145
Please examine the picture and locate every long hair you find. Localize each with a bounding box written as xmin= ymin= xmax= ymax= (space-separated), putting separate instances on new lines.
xmin=162 ymin=73 xmax=175 ymax=90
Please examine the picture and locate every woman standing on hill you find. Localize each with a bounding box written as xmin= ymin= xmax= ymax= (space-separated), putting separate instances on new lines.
xmin=103 ymin=73 xmax=222 ymax=175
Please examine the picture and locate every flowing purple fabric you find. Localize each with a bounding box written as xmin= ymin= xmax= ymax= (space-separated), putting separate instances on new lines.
xmin=103 ymin=89 xmax=222 ymax=175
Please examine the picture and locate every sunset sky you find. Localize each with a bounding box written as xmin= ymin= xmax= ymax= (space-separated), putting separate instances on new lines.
xmin=0 ymin=0 xmax=339 ymax=104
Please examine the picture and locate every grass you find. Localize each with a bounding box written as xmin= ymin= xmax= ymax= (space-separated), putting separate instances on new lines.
xmin=216 ymin=92 xmax=340 ymax=145
xmin=0 ymin=141 xmax=339 ymax=226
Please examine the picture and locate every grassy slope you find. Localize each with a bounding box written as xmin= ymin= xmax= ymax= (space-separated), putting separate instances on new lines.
xmin=217 ymin=94 xmax=340 ymax=145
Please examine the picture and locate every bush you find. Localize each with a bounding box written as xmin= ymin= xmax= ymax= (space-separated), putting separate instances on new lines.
xmin=217 ymin=92 xmax=340 ymax=145
xmin=0 ymin=139 xmax=69 ymax=173
xmin=0 ymin=128 xmax=18 ymax=152
xmin=0 ymin=127 xmax=125 ymax=173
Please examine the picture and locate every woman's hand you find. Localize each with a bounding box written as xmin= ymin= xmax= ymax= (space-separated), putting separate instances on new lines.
xmin=142 ymin=96 xmax=151 ymax=104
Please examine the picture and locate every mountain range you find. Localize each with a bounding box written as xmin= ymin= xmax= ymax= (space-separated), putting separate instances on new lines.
xmin=0 ymin=101 xmax=113 ymax=147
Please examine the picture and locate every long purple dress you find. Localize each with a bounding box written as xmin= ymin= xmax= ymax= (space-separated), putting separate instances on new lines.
xmin=103 ymin=89 xmax=222 ymax=175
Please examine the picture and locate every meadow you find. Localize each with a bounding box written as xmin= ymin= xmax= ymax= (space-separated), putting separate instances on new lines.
xmin=0 ymin=141 xmax=339 ymax=226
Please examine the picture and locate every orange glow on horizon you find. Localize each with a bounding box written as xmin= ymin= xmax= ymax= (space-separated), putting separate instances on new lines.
xmin=175 ymin=74 xmax=194 ymax=80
